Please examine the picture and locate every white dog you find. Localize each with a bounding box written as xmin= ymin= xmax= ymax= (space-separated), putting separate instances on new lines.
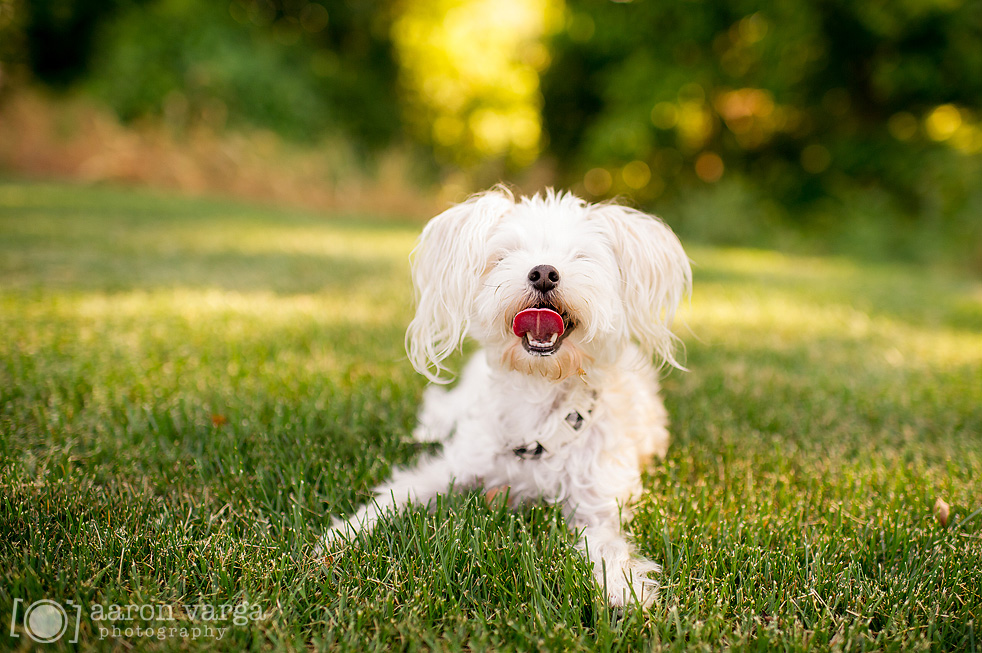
xmin=319 ymin=187 xmax=691 ymax=607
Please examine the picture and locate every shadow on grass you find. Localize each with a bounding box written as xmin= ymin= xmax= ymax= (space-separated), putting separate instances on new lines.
xmin=691 ymin=249 xmax=982 ymax=332
xmin=1 ymin=231 xmax=408 ymax=296
xmin=0 ymin=180 xmax=417 ymax=295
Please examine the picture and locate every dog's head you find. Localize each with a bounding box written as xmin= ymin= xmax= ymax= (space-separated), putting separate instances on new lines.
xmin=406 ymin=187 xmax=691 ymax=382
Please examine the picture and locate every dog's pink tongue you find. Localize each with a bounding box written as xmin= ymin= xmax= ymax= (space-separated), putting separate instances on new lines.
xmin=512 ymin=308 xmax=565 ymax=340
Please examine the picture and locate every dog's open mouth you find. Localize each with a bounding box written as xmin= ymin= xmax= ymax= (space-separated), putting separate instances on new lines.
xmin=512 ymin=307 xmax=573 ymax=356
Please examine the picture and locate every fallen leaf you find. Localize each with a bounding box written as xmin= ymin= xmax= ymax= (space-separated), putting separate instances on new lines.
xmin=934 ymin=497 xmax=950 ymax=527
xmin=485 ymin=486 xmax=510 ymax=505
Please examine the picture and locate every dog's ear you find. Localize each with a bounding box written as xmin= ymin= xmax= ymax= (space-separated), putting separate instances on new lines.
xmin=590 ymin=204 xmax=692 ymax=369
xmin=406 ymin=187 xmax=515 ymax=382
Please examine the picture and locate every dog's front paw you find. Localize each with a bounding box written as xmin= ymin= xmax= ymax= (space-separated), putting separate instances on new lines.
xmin=600 ymin=556 xmax=661 ymax=608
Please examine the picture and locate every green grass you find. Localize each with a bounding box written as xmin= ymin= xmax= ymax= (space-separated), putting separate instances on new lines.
xmin=1 ymin=180 xmax=980 ymax=652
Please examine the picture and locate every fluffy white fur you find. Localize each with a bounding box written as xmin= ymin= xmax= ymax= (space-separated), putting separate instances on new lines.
xmin=318 ymin=187 xmax=692 ymax=608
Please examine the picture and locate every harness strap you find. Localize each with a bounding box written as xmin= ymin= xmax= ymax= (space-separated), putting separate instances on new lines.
xmin=512 ymin=390 xmax=598 ymax=459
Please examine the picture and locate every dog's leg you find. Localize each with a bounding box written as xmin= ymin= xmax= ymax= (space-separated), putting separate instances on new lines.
xmin=569 ymin=505 xmax=660 ymax=608
xmin=316 ymin=455 xmax=463 ymax=555
xmin=578 ymin=523 xmax=660 ymax=608
xmin=412 ymin=385 xmax=456 ymax=442
xmin=413 ymin=354 xmax=490 ymax=443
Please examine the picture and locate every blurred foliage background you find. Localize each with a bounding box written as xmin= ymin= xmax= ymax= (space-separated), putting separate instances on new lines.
xmin=1 ymin=0 xmax=980 ymax=270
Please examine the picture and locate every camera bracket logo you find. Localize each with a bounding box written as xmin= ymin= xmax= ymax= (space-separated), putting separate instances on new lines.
xmin=10 ymin=599 xmax=83 ymax=644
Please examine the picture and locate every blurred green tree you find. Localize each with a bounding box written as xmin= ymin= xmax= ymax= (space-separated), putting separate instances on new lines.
xmin=14 ymin=0 xmax=144 ymax=86
xmin=542 ymin=0 xmax=982 ymax=215
xmin=5 ymin=0 xmax=982 ymax=266
xmin=87 ymin=0 xmax=401 ymax=149
xmin=0 ymin=0 xmax=26 ymax=80
xmin=390 ymin=0 xmax=562 ymax=169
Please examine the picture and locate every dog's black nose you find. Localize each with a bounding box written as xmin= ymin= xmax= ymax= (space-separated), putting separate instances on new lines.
xmin=528 ymin=265 xmax=560 ymax=293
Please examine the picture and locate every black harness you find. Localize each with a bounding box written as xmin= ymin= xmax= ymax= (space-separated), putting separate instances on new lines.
xmin=512 ymin=399 xmax=595 ymax=460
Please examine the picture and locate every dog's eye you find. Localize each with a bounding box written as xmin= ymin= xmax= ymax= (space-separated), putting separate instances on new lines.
xmin=573 ymin=251 xmax=591 ymax=261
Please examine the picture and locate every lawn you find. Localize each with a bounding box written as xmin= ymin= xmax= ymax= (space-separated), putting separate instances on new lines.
xmin=1 ymin=180 xmax=980 ymax=652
